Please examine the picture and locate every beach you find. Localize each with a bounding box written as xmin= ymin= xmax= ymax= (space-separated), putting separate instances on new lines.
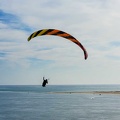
xmin=49 ymin=91 xmax=120 ymax=94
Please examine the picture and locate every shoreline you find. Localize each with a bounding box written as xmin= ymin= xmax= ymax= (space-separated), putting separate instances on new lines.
xmin=48 ymin=91 xmax=120 ymax=94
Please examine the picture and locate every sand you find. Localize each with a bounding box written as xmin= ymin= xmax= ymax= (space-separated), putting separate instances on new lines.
xmin=48 ymin=91 xmax=120 ymax=94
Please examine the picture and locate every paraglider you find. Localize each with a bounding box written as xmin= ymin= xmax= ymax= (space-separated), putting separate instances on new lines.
xmin=27 ymin=29 xmax=88 ymax=60
xmin=42 ymin=77 xmax=48 ymax=87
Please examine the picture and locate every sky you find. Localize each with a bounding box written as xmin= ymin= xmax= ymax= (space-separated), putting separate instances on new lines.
xmin=0 ymin=0 xmax=120 ymax=85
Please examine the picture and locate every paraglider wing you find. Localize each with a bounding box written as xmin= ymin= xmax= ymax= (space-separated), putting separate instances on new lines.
xmin=28 ymin=29 xmax=88 ymax=59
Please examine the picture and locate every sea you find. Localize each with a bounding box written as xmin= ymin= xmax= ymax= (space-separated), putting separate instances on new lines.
xmin=0 ymin=85 xmax=120 ymax=120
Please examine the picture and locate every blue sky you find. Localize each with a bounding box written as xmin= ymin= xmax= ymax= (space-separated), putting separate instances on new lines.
xmin=0 ymin=0 xmax=120 ymax=85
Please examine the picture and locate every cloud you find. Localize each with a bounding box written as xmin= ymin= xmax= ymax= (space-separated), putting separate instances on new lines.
xmin=0 ymin=10 xmax=19 ymax=24
xmin=0 ymin=9 xmax=31 ymax=31
xmin=0 ymin=0 xmax=120 ymax=84
xmin=109 ymin=41 xmax=120 ymax=47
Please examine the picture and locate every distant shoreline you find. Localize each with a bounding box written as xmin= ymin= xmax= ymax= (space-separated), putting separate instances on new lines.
xmin=48 ymin=91 xmax=120 ymax=94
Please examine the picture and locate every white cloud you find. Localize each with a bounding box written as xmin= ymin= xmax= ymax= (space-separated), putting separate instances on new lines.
xmin=0 ymin=0 xmax=120 ymax=85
